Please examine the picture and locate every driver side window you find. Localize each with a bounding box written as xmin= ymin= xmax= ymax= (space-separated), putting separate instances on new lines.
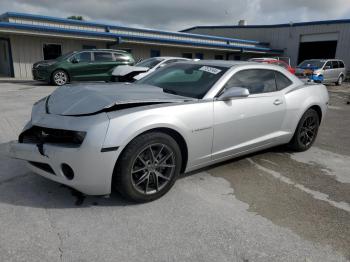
xmin=224 ymin=69 xmax=277 ymax=94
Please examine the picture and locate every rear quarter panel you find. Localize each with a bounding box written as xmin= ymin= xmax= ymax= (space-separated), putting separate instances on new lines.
xmin=283 ymin=83 xmax=329 ymax=139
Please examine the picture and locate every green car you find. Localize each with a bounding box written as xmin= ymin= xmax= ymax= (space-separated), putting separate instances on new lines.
xmin=32 ymin=49 xmax=135 ymax=86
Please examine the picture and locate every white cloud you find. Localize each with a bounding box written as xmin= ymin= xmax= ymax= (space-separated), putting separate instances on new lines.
xmin=0 ymin=0 xmax=350 ymax=30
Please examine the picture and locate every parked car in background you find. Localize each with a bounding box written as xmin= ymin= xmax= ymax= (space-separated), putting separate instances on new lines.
xmin=9 ymin=61 xmax=328 ymax=202
xmin=249 ymin=58 xmax=295 ymax=74
xmin=112 ymin=57 xmax=191 ymax=82
xmin=32 ymin=49 xmax=135 ymax=86
xmin=296 ymin=59 xmax=346 ymax=85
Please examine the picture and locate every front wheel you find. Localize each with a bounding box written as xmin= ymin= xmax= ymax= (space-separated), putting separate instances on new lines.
xmin=51 ymin=70 xmax=68 ymax=86
xmin=288 ymin=109 xmax=320 ymax=152
xmin=113 ymin=132 xmax=182 ymax=202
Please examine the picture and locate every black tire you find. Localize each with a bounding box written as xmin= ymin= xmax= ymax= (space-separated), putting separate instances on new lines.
xmin=288 ymin=109 xmax=320 ymax=152
xmin=113 ymin=132 xmax=182 ymax=202
xmin=51 ymin=70 xmax=69 ymax=86
xmin=336 ymin=75 xmax=344 ymax=86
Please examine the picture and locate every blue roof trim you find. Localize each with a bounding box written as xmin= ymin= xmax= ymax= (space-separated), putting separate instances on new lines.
xmin=2 ymin=12 xmax=260 ymax=44
xmin=0 ymin=21 xmax=282 ymax=54
xmin=181 ymin=18 xmax=350 ymax=31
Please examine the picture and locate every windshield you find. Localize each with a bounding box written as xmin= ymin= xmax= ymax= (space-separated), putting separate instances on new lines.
xmin=136 ymin=58 xmax=164 ymax=68
xmin=298 ymin=60 xmax=325 ymax=69
xmin=137 ymin=63 xmax=228 ymax=99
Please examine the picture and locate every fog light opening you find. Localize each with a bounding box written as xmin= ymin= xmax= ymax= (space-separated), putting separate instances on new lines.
xmin=61 ymin=163 xmax=74 ymax=180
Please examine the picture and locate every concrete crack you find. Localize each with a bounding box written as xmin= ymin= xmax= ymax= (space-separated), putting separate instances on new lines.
xmin=44 ymin=208 xmax=64 ymax=261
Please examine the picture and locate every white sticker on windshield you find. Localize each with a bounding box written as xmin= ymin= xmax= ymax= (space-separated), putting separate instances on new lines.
xmin=199 ymin=66 xmax=222 ymax=75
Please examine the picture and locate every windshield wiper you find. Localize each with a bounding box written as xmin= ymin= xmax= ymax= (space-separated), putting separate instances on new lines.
xmin=163 ymin=88 xmax=179 ymax=95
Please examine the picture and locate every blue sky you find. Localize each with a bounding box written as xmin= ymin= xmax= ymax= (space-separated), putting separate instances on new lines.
xmin=1 ymin=0 xmax=350 ymax=31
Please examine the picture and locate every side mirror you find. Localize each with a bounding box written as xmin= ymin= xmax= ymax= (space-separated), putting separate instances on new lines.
xmin=218 ymin=87 xmax=250 ymax=101
xmin=158 ymin=63 xmax=167 ymax=68
xmin=324 ymin=65 xmax=331 ymax=70
xmin=71 ymin=57 xmax=80 ymax=64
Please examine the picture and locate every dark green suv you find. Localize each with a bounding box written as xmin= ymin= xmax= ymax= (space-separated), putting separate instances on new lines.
xmin=32 ymin=49 xmax=135 ymax=86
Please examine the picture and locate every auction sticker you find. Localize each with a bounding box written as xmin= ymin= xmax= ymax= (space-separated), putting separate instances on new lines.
xmin=199 ymin=66 xmax=222 ymax=75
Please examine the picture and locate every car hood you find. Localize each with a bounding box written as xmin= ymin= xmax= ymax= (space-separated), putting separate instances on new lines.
xmin=112 ymin=65 xmax=149 ymax=76
xmin=46 ymin=83 xmax=194 ymax=116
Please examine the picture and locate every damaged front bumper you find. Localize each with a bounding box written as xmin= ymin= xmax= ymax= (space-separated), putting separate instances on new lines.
xmin=7 ymin=100 xmax=121 ymax=195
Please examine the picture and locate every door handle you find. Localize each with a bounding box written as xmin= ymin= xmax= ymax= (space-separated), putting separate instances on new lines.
xmin=273 ymin=99 xmax=283 ymax=105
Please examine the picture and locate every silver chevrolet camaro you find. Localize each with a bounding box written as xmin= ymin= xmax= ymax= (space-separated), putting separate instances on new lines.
xmin=8 ymin=61 xmax=329 ymax=202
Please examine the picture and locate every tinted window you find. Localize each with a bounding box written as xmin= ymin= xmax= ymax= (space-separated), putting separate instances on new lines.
xmin=94 ymin=52 xmax=114 ymax=62
xmin=275 ymin=71 xmax=292 ymax=91
xmin=137 ymin=63 xmax=228 ymax=99
xmin=332 ymin=61 xmax=339 ymax=69
xmin=71 ymin=52 xmax=91 ymax=62
xmin=339 ymin=61 xmax=345 ymax=68
xmin=224 ymin=69 xmax=277 ymax=94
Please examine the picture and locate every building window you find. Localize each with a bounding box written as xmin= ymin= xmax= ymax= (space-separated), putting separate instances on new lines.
xmin=214 ymin=54 xmax=224 ymax=60
xmin=182 ymin=53 xmax=193 ymax=59
xmin=43 ymin=44 xmax=62 ymax=60
xmin=150 ymin=49 xmax=161 ymax=57
xmin=195 ymin=53 xmax=204 ymax=59
xmin=82 ymin=45 xmax=96 ymax=50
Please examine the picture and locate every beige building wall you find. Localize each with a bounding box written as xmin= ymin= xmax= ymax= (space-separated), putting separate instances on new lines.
xmin=6 ymin=34 xmax=107 ymax=79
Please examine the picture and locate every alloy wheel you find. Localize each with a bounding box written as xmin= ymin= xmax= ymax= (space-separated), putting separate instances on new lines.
xmin=298 ymin=115 xmax=317 ymax=147
xmin=131 ymin=143 xmax=176 ymax=195
xmin=54 ymin=71 xmax=67 ymax=85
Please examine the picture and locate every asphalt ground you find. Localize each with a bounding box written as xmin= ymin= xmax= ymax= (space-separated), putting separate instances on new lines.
xmin=0 ymin=80 xmax=349 ymax=262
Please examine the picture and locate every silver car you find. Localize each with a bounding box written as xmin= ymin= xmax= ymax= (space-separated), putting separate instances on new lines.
xmin=8 ymin=61 xmax=329 ymax=202
xmin=296 ymin=59 xmax=346 ymax=85
xmin=112 ymin=56 xmax=190 ymax=82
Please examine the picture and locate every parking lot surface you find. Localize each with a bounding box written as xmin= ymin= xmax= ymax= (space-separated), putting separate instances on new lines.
xmin=0 ymin=81 xmax=349 ymax=262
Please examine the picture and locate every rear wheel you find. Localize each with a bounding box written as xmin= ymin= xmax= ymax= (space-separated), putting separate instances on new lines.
xmin=113 ymin=132 xmax=182 ymax=202
xmin=51 ymin=70 xmax=68 ymax=86
xmin=288 ymin=109 xmax=320 ymax=152
xmin=336 ymin=75 xmax=343 ymax=86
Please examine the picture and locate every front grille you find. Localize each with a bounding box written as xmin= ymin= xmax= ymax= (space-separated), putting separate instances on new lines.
xmin=28 ymin=161 xmax=55 ymax=175
xmin=19 ymin=126 xmax=86 ymax=146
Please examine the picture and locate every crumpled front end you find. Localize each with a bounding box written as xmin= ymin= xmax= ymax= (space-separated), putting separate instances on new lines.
xmin=7 ymin=98 xmax=119 ymax=195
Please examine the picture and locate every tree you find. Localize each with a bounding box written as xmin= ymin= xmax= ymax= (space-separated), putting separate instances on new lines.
xmin=67 ymin=16 xmax=84 ymax=21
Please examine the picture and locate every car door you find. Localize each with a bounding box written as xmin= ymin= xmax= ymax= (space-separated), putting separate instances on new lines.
xmin=90 ymin=51 xmax=119 ymax=81
xmin=212 ymin=69 xmax=288 ymax=161
xmin=68 ymin=51 xmax=95 ymax=81
xmin=331 ymin=60 xmax=340 ymax=81
xmin=322 ymin=61 xmax=333 ymax=82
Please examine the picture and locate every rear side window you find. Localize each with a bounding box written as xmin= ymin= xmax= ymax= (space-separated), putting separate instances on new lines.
xmin=332 ymin=61 xmax=339 ymax=69
xmin=224 ymin=69 xmax=277 ymax=94
xmin=339 ymin=61 xmax=345 ymax=68
xmin=275 ymin=71 xmax=293 ymax=90
xmin=94 ymin=52 xmax=114 ymax=62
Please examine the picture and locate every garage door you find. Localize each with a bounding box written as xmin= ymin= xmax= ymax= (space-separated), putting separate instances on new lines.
xmin=297 ymin=33 xmax=338 ymax=64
